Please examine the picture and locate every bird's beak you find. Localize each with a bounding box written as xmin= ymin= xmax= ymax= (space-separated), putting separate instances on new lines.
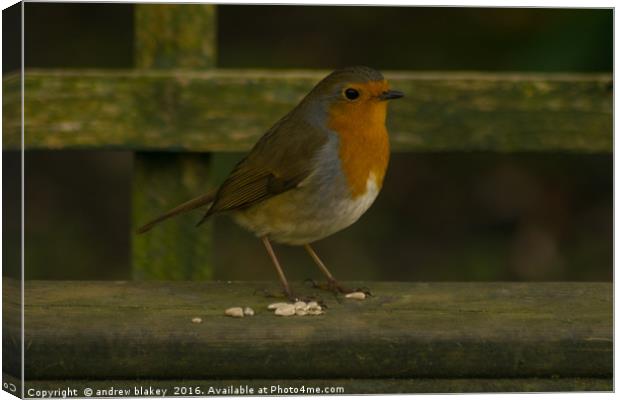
xmin=379 ymin=90 xmax=405 ymax=100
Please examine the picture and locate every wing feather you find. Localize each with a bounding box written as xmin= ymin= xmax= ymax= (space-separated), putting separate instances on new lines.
xmin=197 ymin=109 xmax=328 ymax=224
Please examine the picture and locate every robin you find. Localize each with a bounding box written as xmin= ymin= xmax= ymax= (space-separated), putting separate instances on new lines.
xmin=137 ymin=66 xmax=404 ymax=300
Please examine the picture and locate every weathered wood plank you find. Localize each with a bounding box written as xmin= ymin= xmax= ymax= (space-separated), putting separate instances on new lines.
xmin=7 ymin=280 xmax=611 ymax=381
xmin=14 ymin=377 xmax=612 ymax=395
xmin=131 ymin=153 xmax=213 ymax=280
xmin=131 ymin=5 xmax=217 ymax=279
xmin=2 ymin=275 xmax=21 ymax=387
xmin=4 ymin=70 xmax=612 ymax=152
xmin=135 ymin=5 xmax=216 ymax=69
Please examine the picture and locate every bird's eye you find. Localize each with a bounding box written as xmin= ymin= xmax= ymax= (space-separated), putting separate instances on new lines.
xmin=344 ymin=88 xmax=360 ymax=101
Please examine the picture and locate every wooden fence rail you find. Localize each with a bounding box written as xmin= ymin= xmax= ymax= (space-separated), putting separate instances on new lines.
xmin=3 ymin=70 xmax=613 ymax=152
xmin=2 ymin=280 xmax=612 ymax=392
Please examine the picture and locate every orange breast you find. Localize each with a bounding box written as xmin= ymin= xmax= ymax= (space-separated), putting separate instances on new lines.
xmin=327 ymin=88 xmax=390 ymax=198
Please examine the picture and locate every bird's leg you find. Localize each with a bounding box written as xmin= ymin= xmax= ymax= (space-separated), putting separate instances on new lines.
xmin=304 ymin=244 xmax=362 ymax=295
xmin=261 ymin=236 xmax=296 ymax=301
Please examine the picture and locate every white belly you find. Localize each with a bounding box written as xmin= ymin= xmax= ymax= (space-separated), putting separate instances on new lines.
xmin=232 ymin=172 xmax=380 ymax=245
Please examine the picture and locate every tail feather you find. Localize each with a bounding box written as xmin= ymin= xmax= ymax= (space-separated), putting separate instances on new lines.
xmin=136 ymin=191 xmax=216 ymax=234
xmin=195 ymin=208 xmax=213 ymax=227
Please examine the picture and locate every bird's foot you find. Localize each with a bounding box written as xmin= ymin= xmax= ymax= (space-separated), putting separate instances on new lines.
xmin=305 ymin=278 xmax=372 ymax=297
xmin=287 ymin=289 xmax=323 ymax=304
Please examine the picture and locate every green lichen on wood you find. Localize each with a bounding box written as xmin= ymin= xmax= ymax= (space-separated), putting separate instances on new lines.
xmin=4 ymin=70 xmax=612 ymax=152
xmin=134 ymin=4 xmax=217 ymax=69
xmin=132 ymin=153 xmax=213 ymax=280
xmin=8 ymin=280 xmax=611 ymax=381
xmin=130 ymin=4 xmax=218 ymax=280
xmin=2 ymin=74 xmax=21 ymax=152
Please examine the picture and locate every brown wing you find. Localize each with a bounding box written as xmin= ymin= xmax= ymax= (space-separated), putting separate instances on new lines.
xmin=196 ymin=110 xmax=328 ymax=225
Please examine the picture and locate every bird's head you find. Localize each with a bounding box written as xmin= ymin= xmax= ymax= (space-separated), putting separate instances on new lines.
xmin=301 ymin=66 xmax=404 ymax=129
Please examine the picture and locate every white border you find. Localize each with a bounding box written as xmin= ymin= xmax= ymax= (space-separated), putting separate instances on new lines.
xmin=0 ymin=1 xmax=615 ymax=400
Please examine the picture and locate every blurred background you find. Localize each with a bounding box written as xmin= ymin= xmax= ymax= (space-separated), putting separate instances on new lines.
xmin=3 ymin=4 xmax=612 ymax=281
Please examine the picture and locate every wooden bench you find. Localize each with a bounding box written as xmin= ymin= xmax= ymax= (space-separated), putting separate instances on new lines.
xmin=3 ymin=4 xmax=612 ymax=394
xmin=2 ymin=280 xmax=613 ymax=393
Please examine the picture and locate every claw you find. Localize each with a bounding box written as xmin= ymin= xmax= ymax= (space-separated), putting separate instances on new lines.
xmin=302 ymin=279 xmax=372 ymax=303
xmin=307 ymin=278 xmax=368 ymax=297
xmin=328 ymin=280 xmax=353 ymax=295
